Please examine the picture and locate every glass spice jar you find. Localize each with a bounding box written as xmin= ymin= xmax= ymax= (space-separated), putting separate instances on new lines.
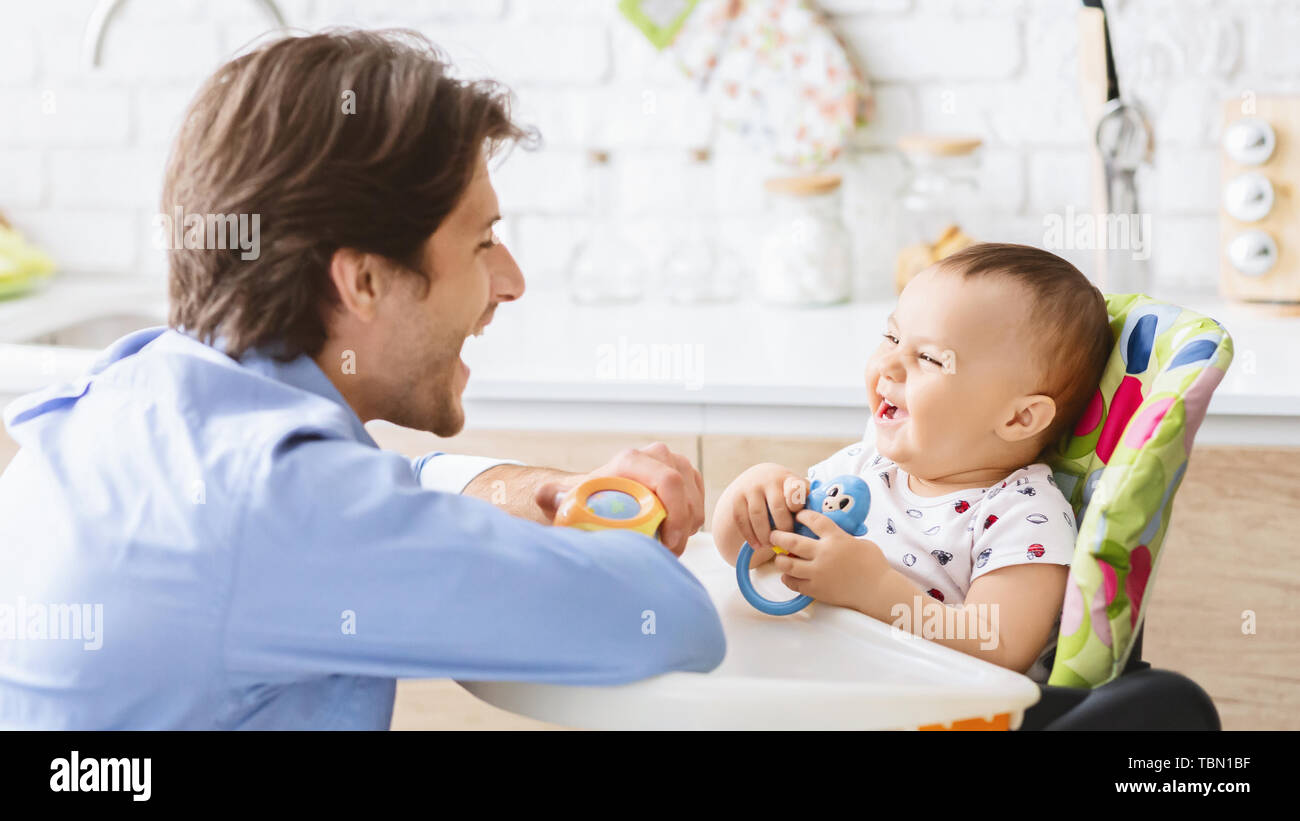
xmin=757 ymin=173 xmax=852 ymax=305
xmin=664 ymin=148 xmax=742 ymax=304
xmin=893 ymin=135 xmax=984 ymax=294
xmin=569 ymin=149 xmax=648 ymax=304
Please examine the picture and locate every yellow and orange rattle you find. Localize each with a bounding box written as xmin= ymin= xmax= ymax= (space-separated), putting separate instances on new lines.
xmin=552 ymin=476 xmax=667 ymax=541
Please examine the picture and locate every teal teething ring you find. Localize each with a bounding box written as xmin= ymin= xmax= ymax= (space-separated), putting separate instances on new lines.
xmin=736 ymin=542 xmax=815 ymax=615
xmin=734 ymin=475 xmax=871 ymax=616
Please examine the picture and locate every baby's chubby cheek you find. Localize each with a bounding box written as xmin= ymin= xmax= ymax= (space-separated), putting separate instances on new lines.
xmin=863 ymin=360 xmax=883 ymax=412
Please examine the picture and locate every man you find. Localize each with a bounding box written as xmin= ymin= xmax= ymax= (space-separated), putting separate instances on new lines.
xmin=0 ymin=30 xmax=724 ymax=729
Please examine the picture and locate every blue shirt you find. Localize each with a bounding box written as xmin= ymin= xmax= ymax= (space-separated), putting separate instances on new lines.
xmin=0 ymin=328 xmax=725 ymax=729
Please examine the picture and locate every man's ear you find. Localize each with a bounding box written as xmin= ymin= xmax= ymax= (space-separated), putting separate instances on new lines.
xmin=328 ymin=248 xmax=387 ymax=322
xmin=996 ymin=394 xmax=1056 ymax=443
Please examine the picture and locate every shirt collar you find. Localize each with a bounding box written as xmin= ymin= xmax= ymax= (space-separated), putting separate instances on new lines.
xmin=210 ymin=332 xmax=379 ymax=449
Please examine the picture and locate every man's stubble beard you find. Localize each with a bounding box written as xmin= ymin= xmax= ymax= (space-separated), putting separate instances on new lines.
xmin=377 ymin=318 xmax=467 ymax=437
xmin=404 ymin=351 xmax=465 ymax=438
xmin=389 ymin=295 xmax=493 ymax=438
xmin=426 ymin=384 xmax=466 ymax=438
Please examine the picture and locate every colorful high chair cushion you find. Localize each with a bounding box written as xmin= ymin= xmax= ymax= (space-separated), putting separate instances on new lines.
xmin=1045 ymin=295 xmax=1233 ymax=688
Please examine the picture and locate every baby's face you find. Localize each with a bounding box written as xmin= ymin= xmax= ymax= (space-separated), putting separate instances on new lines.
xmin=865 ymin=266 xmax=1043 ymax=480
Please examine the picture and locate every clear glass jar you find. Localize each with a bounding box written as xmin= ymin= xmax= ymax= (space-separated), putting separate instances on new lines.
xmin=664 ymin=148 xmax=742 ymax=304
xmin=893 ymin=135 xmax=983 ymax=293
xmin=757 ymin=174 xmax=852 ymax=305
xmin=569 ymin=150 xmax=647 ymax=304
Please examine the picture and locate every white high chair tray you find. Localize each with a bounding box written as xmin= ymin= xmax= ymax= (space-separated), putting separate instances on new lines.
xmin=460 ymin=533 xmax=1043 ymax=730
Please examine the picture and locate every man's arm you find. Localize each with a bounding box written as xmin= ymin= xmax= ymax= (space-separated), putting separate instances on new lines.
xmin=225 ymin=435 xmax=726 ymax=686
xmin=443 ymin=443 xmax=706 ymax=556
xmin=463 ymin=463 xmax=575 ymax=524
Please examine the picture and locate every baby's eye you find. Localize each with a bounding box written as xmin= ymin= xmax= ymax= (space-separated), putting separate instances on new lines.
xmin=882 ymin=332 xmax=899 ymax=344
xmin=918 ymin=353 xmax=943 ymax=366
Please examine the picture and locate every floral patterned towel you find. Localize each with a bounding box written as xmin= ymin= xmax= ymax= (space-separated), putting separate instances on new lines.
xmin=622 ymin=0 xmax=872 ymax=169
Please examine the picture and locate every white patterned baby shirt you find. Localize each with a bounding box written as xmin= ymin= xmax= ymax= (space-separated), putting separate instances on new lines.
xmin=806 ymin=441 xmax=1078 ymax=683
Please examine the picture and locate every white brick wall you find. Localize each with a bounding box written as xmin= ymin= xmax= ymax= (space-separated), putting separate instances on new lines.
xmin=0 ymin=0 xmax=1288 ymax=294
xmin=839 ymin=15 xmax=1023 ymax=81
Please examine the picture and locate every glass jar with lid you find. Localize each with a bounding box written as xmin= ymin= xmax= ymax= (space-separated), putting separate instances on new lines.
xmin=664 ymin=148 xmax=742 ymax=304
xmin=569 ymin=149 xmax=648 ymax=304
xmin=757 ymin=173 xmax=852 ymax=305
xmin=893 ymin=135 xmax=984 ymax=293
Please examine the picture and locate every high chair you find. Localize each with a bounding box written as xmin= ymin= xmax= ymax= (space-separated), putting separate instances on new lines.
xmin=1020 ymin=294 xmax=1233 ymax=730
xmin=458 ymin=294 xmax=1234 ymax=731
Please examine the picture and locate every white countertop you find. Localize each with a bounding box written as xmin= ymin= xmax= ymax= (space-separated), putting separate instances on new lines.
xmin=3 ymin=277 xmax=1299 ymax=443
xmin=0 ymin=278 xmax=169 ymax=401
xmin=456 ymin=289 xmax=1300 ymax=443
xmin=460 ymin=289 xmax=1299 ymax=411
xmin=0 ymin=278 xmax=168 ymax=345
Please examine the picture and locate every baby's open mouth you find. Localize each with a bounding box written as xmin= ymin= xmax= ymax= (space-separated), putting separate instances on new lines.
xmin=877 ymin=399 xmax=910 ymax=422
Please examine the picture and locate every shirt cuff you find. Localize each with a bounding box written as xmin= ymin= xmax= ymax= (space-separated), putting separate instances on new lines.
xmin=412 ymin=452 xmax=524 ymax=495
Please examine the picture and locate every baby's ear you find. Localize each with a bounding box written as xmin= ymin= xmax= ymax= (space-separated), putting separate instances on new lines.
xmin=997 ymin=394 xmax=1056 ymax=443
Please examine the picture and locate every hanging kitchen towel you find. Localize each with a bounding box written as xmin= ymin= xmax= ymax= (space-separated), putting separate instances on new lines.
xmin=618 ymin=0 xmax=702 ymax=49
xmin=622 ymin=0 xmax=872 ymax=169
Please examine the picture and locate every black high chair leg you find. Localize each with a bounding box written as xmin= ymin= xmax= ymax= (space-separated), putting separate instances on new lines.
xmin=1019 ymin=627 xmax=1221 ymax=730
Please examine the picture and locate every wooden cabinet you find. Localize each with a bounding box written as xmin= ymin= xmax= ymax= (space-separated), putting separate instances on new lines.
xmin=1143 ymin=447 xmax=1300 ymax=731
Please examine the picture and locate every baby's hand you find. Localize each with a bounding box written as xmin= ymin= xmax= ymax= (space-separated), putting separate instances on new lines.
xmin=727 ymin=463 xmax=808 ymax=552
xmin=769 ymin=509 xmax=890 ymax=610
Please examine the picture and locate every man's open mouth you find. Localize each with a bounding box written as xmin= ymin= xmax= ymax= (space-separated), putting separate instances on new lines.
xmin=469 ymin=305 xmax=497 ymax=339
xmin=459 ymin=307 xmax=497 ymax=380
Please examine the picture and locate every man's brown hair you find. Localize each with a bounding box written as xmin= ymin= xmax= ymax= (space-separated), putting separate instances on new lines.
xmin=163 ymin=28 xmax=531 ymax=361
xmin=935 ymin=242 xmax=1114 ymax=451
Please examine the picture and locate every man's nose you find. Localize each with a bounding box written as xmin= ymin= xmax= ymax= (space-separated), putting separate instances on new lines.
xmin=487 ymin=242 xmax=525 ymax=303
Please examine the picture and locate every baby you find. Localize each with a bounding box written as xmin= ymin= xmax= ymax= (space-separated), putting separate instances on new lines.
xmin=713 ymin=242 xmax=1113 ymax=682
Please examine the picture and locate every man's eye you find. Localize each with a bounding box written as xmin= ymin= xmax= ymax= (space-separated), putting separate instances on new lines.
xmin=478 ymin=232 xmax=499 ymax=250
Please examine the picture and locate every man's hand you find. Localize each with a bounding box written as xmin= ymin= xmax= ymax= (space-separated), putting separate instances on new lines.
xmin=535 ymin=442 xmax=705 ymax=556
xmin=768 ymin=509 xmax=889 ymax=610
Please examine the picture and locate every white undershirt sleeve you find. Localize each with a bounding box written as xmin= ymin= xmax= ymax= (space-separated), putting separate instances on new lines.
xmin=411 ymin=452 xmax=525 ymax=495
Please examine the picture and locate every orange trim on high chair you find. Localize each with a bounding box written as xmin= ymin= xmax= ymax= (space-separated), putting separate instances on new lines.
xmin=918 ymin=712 xmax=1012 ymax=731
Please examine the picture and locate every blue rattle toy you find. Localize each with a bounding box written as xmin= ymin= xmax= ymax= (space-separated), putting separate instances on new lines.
xmin=736 ymin=475 xmax=871 ymax=616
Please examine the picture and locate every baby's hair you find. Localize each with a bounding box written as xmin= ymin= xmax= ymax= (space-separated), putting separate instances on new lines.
xmin=934 ymin=242 xmax=1112 ymax=451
